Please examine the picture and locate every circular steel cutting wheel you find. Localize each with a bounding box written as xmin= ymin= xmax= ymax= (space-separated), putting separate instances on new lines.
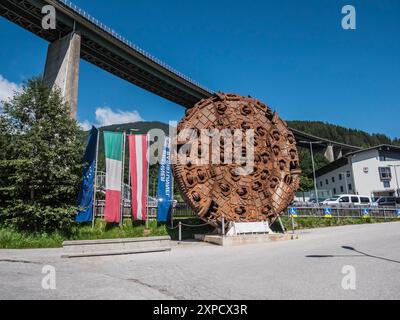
xmin=173 ymin=93 xmax=301 ymax=227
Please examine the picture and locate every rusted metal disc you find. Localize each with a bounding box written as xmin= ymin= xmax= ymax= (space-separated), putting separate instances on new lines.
xmin=173 ymin=93 xmax=301 ymax=227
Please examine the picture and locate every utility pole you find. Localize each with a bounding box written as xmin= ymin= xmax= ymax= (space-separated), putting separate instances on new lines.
xmin=300 ymin=140 xmax=322 ymax=203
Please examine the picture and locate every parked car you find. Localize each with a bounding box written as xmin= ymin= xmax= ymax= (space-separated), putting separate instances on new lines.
xmin=321 ymin=194 xmax=372 ymax=206
xmin=372 ymin=197 xmax=400 ymax=207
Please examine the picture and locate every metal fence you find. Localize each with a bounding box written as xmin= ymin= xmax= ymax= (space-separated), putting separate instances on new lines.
xmin=93 ymin=200 xmax=400 ymax=221
xmin=286 ymin=205 xmax=400 ymax=219
xmin=94 ymin=200 xmax=196 ymax=219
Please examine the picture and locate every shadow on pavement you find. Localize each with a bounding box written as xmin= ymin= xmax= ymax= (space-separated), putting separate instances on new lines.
xmin=306 ymin=246 xmax=400 ymax=264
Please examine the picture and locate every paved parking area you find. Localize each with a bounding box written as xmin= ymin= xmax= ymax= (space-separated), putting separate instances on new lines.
xmin=1 ymin=222 xmax=400 ymax=300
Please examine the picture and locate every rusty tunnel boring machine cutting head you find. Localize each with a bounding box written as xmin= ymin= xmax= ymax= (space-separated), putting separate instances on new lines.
xmin=172 ymin=93 xmax=302 ymax=227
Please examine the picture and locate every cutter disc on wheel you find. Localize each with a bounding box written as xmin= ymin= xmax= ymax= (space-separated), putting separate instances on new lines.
xmin=173 ymin=93 xmax=301 ymax=227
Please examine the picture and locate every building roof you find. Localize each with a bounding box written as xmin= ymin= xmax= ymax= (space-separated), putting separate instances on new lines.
xmin=344 ymin=144 xmax=400 ymax=157
xmin=315 ymin=157 xmax=349 ymax=178
xmin=315 ymin=144 xmax=400 ymax=178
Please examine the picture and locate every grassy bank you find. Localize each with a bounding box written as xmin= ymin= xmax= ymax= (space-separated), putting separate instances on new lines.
xmin=0 ymin=220 xmax=168 ymax=249
xmin=0 ymin=217 xmax=398 ymax=249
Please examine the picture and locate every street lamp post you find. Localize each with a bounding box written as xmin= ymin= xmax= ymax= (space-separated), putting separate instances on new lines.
xmin=300 ymin=140 xmax=323 ymax=204
xmin=388 ymin=165 xmax=400 ymax=197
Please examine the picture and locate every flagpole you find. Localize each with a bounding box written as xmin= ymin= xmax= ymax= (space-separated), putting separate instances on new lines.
xmin=92 ymin=129 xmax=100 ymax=229
xmin=171 ymin=166 xmax=175 ymax=228
xmin=127 ymin=134 xmax=131 ymax=218
xmin=146 ymin=133 xmax=150 ymax=229
xmin=128 ymin=129 xmax=139 ymax=219
xmin=120 ymin=132 xmax=126 ymax=227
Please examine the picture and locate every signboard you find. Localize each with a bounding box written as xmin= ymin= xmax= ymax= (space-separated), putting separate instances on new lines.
xmin=396 ymin=209 xmax=400 ymax=219
xmin=289 ymin=207 xmax=298 ymax=218
xmin=324 ymin=207 xmax=332 ymax=218
xmin=226 ymin=222 xmax=272 ymax=236
xmin=362 ymin=208 xmax=370 ymax=218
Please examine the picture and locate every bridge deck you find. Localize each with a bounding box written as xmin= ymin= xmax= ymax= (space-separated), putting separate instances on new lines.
xmin=0 ymin=0 xmax=361 ymax=154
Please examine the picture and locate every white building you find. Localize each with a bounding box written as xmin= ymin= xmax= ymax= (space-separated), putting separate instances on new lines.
xmin=315 ymin=145 xmax=400 ymax=198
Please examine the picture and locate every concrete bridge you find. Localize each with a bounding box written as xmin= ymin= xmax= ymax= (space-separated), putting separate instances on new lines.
xmin=0 ymin=0 xmax=362 ymax=162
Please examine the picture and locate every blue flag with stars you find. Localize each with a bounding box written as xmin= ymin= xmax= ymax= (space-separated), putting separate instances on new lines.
xmin=76 ymin=126 xmax=98 ymax=222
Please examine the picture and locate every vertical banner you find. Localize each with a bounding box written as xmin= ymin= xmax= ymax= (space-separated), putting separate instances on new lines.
xmin=157 ymin=137 xmax=173 ymax=222
xmin=129 ymin=134 xmax=148 ymax=221
xmin=76 ymin=126 xmax=98 ymax=222
xmin=104 ymin=131 xmax=124 ymax=223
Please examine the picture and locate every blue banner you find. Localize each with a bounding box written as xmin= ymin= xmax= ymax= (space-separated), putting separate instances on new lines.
xmin=76 ymin=126 xmax=98 ymax=222
xmin=157 ymin=137 xmax=173 ymax=222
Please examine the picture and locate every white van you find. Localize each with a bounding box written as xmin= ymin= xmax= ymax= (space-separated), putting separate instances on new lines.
xmin=321 ymin=195 xmax=372 ymax=206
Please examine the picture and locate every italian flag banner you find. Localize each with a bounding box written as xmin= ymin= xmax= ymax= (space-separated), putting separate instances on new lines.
xmin=104 ymin=131 xmax=124 ymax=223
xmin=129 ymin=134 xmax=148 ymax=221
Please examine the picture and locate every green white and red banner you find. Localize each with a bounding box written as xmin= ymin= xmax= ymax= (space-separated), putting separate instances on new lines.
xmin=129 ymin=134 xmax=148 ymax=221
xmin=104 ymin=131 xmax=124 ymax=223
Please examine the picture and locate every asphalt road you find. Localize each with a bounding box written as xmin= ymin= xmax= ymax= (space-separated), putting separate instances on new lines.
xmin=1 ymin=222 xmax=400 ymax=300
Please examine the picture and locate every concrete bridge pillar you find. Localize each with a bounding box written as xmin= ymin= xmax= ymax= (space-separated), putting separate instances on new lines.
xmin=43 ymin=32 xmax=81 ymax=119
xmin=324 ymin=145 xmax=335 ymax=163
xmin=324 ymin=144 xmax=343 ymax=163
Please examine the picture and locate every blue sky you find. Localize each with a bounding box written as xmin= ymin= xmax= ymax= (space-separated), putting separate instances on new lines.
xmin=0 ymin=0 xmax=399 ymax=138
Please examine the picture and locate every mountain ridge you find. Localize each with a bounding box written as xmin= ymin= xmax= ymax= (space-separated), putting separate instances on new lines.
xmin=94 ymin=120 xmax=399 ymax=148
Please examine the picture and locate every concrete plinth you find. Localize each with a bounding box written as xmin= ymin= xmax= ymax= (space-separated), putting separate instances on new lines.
xmin=43 ymin=32 xmax=81 ymax=118
xmin=62 ymin=236 xmax=171 ymax=258
xmin=202 ymin=233 xmax=298 ymax=246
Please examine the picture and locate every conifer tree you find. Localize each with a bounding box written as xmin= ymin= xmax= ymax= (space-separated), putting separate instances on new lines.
xmin=0 ymin=77 xmax=84 ymax=233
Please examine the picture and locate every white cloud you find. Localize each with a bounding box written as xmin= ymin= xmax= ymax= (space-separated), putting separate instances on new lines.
xmin=78 ymin=120 xmax=93 ymax=131
xmin=0 ymin=75 xmax=22 ymax=107
xmin=78 ymin=106 xmax=144 ymax=130
xmin=95 ymin=107 xmax=143 ymax=127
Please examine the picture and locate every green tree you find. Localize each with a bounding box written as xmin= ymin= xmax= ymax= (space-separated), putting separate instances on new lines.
xmin=0 ymin=77 xmax=84 ymax=233
xmin=298 ymin=176 xmax=314 ymax=201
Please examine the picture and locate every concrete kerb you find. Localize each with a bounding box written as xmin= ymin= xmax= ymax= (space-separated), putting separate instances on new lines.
xmin=202 ymin=233 xmax=298 ymax=246
xmin=61 ymin=236 xmax=171 ymax=258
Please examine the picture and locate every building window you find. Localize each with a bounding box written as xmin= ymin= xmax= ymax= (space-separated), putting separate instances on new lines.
xmin=326 ymin=179 xmax=329 ymax=185
xmin=383 ymin=181 xmax=391 ymax=188
xmin=346 ymin=171 xmax=351 ymax=178
xmin=333 ymin=188 xmax=337 ymax=195
xmin=320 ymin=181 xmax=323 ymax=188
xmin=348 ymin=184 xmax=352 ymax=191
xmin=332 ymin=177 xmax=335 ymax=183
xmin=379 ymin=167 xmax=392 ymax=181
xmin=340 ymin=186 xmax=344 ymax=193
xmin=339 ymin=174 xmax=342 ymax=181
